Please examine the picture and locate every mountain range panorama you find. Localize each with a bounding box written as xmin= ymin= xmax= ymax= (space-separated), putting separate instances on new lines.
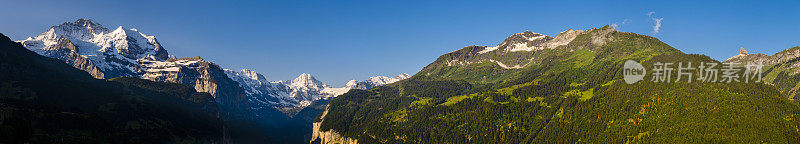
xmin=4 ymin=19 xmax=800 ymax=143
xmin=9 ymin=19 xmax=411 ymax=143
xmin=17 ymin=19 xmax=410 ymax=112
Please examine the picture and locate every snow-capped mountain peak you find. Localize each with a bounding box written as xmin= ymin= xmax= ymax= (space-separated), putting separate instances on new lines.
xmin=20 ymin=19 xmax=413 ymax=117
xmin=21 ymin=19 xmax=168 ymax=60
xmin=224 ymin=69 xmax=269 ymax=86
xmin=345 ymin=80 xmax=358 ymax=87
xmin=394 ymin=73 xmax=411 ymax=80
xmin=18 ymin=18 xmax=169 ymax=79
xmin=347 ymin=73 xmax=411 ymax=90
xmin=72 ymin=18 xmax=106 ymax=31
xmin=222 ymin=69 xmax=411 ymax=112
xmin=224 ymin=69 xmax=297 ymax=108
xmin=289 ymin=73 xmax=329 ymax=90
xmin=241 ymin=69 xmax=268 ymax=82
xmin=55 ymin=19 xmax=111 ymax=40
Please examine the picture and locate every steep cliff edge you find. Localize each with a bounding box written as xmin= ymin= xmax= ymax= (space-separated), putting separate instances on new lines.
xmin=310 ymin=106 xmax=358 ymax=144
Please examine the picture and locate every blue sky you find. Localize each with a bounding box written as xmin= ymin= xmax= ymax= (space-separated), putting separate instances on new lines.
xmin=1 ymin=0 xmax=798 ymax=86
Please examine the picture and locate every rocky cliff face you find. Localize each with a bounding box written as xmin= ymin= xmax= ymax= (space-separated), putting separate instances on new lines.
xmin=772 ymin=47 xmax=800 ymax=64
xmin=724 ymin=47 xmax=774 ymax=64
xmin=723 ymin=46 xmax=800 ymax=65
xmin=41 ymin=36 xmax=106 ymax=78
xmin=476 ymin=31 xmax=553 ymax=54
xmin=140 ymin=57 xmax=249 ymax=113
xmin=310 ymin=106 xmax=358 ymax=144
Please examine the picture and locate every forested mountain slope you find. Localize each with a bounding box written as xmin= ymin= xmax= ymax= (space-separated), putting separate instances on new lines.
xmin=725 ymin=46 xmax=800 ymax=103
xmin=316 ymin=26 xmax=800 ymax=143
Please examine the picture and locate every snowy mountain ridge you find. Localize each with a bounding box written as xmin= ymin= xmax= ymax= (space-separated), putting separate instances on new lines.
xmin=224 ymin=69 xmax=411 ymax=108
xmin=17 ymin=19 xmax=409 ymax=117
xmin=18 ymin=19 xmax=169 ymax=79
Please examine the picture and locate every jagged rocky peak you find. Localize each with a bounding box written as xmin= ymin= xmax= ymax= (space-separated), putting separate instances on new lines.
xmin=724 ymin=46 xmax=774 ymax=64
xmin=106 ymin=26 xmax=169 ymax=60
xmin=239 ymin=69 xmax=268 ymax=82
xmin=724 ymin=46 xmax=800 ymax=66
xmin=437 ymin=27 xmax=601 ymax=70
xmin=479 ymin=31 xmax=554 ymax=54
xmin=771 ymin=47 xmax=800 ymax=64
xmin=586 ymin=25 xmax=618 ymax=45
xmin=51 ymin=36 xmax=79 ymax=52
xmin=27 ymin=19 xmax=110 ymax=44
xmin=503 ymin=31 xmax=551 ymax=44
xmin=558 ymin=29 xmax=585 ymax=36
xmin=52 ymin=19 xmax=112 ymax=40
xmin=21 ymin=18 xmax=168 ymax=60
xmin=740 ymin=47 xmax=749 ymax=55
xmin=474 ymin=27 xmax=607 ymax=55
xmin=72 ymin=18 xmax=107 ymax=30
xmin=345 ymin=80 xmax=359 ymax=87
xmin=290 ymin=73 xmax=329 ymax=90
xmin=223 ymin=69 xmax=269 ymax=87
xmin=545 ymin=29 xmax=586 ymax=48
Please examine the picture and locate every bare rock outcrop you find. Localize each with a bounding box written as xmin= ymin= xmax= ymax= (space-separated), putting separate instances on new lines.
xmin=310 ymin=106 xmax=358 ymax=144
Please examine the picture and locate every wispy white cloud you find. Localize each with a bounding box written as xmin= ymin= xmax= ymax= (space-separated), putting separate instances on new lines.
xmin=653 ymin=17 xmax=663 ymax=34
xmin=648 ymin=12 xmax=663 ymax=35
xmin=611 ymin=19 xmax=631 ymax=30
